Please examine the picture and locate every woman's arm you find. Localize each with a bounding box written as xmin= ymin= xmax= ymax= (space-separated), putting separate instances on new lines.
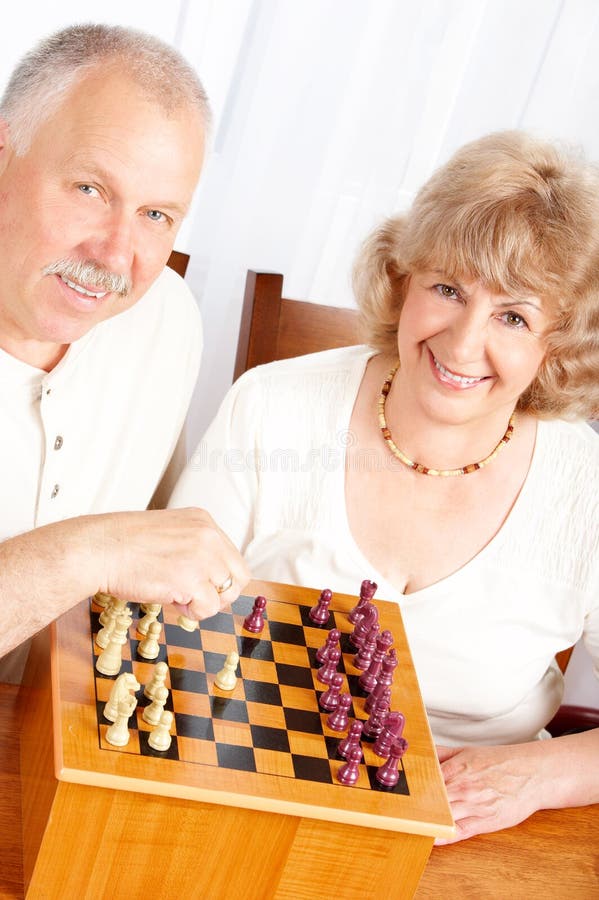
xmin=435 ymin=728 xmax=599 ymax=843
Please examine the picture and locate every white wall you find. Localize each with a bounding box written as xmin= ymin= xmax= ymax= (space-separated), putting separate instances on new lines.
xmin=2 ymin=0 xmax=597 ymax=707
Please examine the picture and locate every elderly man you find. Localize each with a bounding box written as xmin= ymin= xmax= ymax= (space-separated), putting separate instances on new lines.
xmin=0 ymin=24 xmax=248 ymax=674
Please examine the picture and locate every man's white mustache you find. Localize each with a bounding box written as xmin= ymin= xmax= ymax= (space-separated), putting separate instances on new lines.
xmin=43 ymin=258 xmax=131 ymax=296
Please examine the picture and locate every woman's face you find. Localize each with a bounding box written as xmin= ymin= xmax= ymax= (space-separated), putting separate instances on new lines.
xmin=396 ymin=271 xmax=549 ymax=427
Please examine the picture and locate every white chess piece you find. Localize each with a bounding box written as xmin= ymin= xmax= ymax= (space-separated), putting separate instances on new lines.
xmin=137 ymin=603 xmax=162 ymax=636
xmin=144 ymin=661 xmax=169 ymax=700
xmin=148 ymin=710 xmax=173 ymax=752
xmin=142 ymin=685 xmax=169 ymax=726
xmin=215 ymin=651 xmax=239 ymax=691
xmin=105 ymin=694 xmax=137 ymax=747
xmin=96 ymin=614 xmax=131 ymax=676
xmin=104 ymin=672 xmax=140 ymax=722
xmin=138 ymin=620 xmax=161 ymax=660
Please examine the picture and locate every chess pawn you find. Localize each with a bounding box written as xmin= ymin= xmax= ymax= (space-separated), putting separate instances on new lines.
xmin=309 ymin=589 xmax=332 ymax=625
xmin=144 ymin=661 xmax=169 ymax=700
xmin=315 ymin=628 xmax=341 ymax=664
xmin=104 ymin=671 xmax=140 ymax=722
xmin=137 ymin=603 xmax=162 ymax=636
xmin=338 ymin=720 xmax=363 ymax=759
xmin=215 ymin=651 xmax=239 ymax=691
xmin=177 ymin=613 xmax=198 ymax=632
xmin=317 ymin=646 xmax=341 ymax=685
xmin=348 ymin=579 xmax=378 ymax=623
xmin=375 ymin=738 xmax=408 ymax=788
xmin=319 ymin=672 xmax=343 ymax=711
xmin=359 ymin=630 xmax=393 ymax=692
xmin=148 ymin=710 xmax=174 ymax=752
xmin=326 ymin=693 xmax=352 ymax=732
xmin=105 ymin=694 xmax=137 ymax=747
xmin=96 ymin=614 xmax=131 ymax=676
xmin=373 ymin=711 xmax=405 ymax=758
xmin=337 ymin=744 xmax=363 ymax=786
xmin=138 ymin=620 xmax=162 ymax=660
xmin=243 ymin=596 xmax=267 ymax=633
xmin=353 ymin=623 xmax=380 ymax=670
xmin=142 ymin=684 xmax=169 ymax=726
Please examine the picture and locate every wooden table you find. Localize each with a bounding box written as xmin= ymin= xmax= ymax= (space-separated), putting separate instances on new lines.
xmin=3 ymin=583 xmax=599 ymax=899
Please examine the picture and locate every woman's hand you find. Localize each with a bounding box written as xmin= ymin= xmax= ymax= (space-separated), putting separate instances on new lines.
xmin=435 ymin=742 xmax=544 ymax=844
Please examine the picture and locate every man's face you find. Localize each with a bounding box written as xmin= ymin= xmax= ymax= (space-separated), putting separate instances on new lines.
xmin=0 ymin=66 xmax=205 ymax=368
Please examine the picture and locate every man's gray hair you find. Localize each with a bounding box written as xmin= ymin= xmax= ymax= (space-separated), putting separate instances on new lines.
xmin=0 ymin=23 xmax=211 ymax=155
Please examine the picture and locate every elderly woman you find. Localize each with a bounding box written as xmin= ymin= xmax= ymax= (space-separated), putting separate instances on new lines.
xmin=170 ymin=131 xmax=599 ymax=841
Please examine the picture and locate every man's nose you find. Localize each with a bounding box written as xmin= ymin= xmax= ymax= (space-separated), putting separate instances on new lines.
xmin=80 ymin=210 xmax=134 ymax=276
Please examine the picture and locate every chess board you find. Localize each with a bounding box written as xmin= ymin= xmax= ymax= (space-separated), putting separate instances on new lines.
xmin=92 ymin=595 xmax=409 ymax=796
xmin=51 ymin=581 xmax=454 ymax=838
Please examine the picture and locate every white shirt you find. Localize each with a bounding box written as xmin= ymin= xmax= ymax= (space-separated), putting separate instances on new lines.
xmin=170 ymin=346 xmax=599 ymax=746
xmin=1 ymin=266 xmax=202 ymax=541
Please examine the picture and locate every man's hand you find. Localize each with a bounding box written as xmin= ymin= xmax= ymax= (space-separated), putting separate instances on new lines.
xmin=101 ymin=507 xmax=250 ymax=621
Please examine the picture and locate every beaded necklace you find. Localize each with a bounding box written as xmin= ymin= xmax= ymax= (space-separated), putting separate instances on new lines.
xmin=377 ymin=363 xmax=516 ymax=476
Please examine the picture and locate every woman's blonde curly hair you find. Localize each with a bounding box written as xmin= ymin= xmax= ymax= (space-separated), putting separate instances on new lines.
xmin=353 ymin=131 xmax=599 ymax=419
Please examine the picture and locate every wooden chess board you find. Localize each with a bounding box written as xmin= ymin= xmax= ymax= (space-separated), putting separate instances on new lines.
xmin=21 ymin=580 xmax=454 ymax=898
xmin=55 ymin=583 xmax=453 ymax=837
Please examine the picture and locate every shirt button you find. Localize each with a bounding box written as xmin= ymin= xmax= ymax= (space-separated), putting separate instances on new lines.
xmin=54 ymin=436 xmax=63 ymax=450
xmin=50 ymin=484 xmax=60 ymax=499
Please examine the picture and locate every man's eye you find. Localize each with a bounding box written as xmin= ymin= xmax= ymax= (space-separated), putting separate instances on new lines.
xmin=434 ymin=283 xmax=459 ymax=300
xmin=147 ymin=209 xmax=165 ymax=222
xmin=78 ymin=184 xmax=96 ymax=196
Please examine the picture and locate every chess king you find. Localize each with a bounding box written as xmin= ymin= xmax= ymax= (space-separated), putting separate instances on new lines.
xmin=0 ymin=23 xmax=249 ymax=677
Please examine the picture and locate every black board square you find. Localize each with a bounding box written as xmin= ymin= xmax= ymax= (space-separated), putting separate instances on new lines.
xmin=267 ymin=621 xmax=305 ymax=645
xmin=367 ymin=764 xmax=410 ymax=795
xmin=174 ymin=712 xmax=214 ymax=741
xmin=284 ymin=708 xmax=323 ymax=735
xmin=203 ymin=651 xmax=241 ymax=678
xmin=139 ymin=729 xmax=180 ymax=761
xmin=292 ymin=754 xmax=333 ymax=784
xmin=169 ymin=667 xmax=208 ymax=695
xmin=231 ymin=595 xmax=258 ymax=617
xmin=243 ymin=679 xmax=282 ymax=706
xmin=298 ymin=605 xmax=339 ymax=630
xmin=237 ymin=635 xmax=274 ymax=661
xmin=275 ymin=663 xmax=314 ymax=689
xmin=324 ymin=734 xmax=349 ymax=760
xmin=250 ymin=724 xmax=290 ymax=753
xmin=209 ymin=697 xmax=249 ymax=723
xmin=339 ymin=632 xmax=357 ymax=654
xmin=216 ymin=743 xmax=256 ymax=772
xmin=199 ymin=611 xmax=236 ymax=634
xmin=164 ymin=623 xmax=202 ymax=650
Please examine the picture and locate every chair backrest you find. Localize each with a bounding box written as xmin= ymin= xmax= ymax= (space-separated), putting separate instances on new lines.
xmin=167 ymin=250 xmax=190 ymax=278
xmin=234 ymin=270 xmax=360 ymax=380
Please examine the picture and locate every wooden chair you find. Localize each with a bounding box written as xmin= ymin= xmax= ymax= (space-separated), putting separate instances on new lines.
xmin=234 ymin=270 xmax=360 ymax=380
xmin=234 ymin=269 xmax=597 ymax=737
xmin=167 ymin=249 xmax=190 ymax=278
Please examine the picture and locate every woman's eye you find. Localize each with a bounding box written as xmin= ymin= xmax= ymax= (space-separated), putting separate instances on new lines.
xmin=502 ymin=311 xmax=528 ymax=330
xmin=78 ymin=184 xmax=97 ymax=196
xmin=434 ymin=283 xmax=459 ymax=300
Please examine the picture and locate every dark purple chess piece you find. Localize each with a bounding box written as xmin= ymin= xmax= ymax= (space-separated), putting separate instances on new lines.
xmin=337 ymin=744 xmax=363 ymax=786
xmin=326 ymin=693 xmax=351 ymax=732
xmin=375 ymin=738 xmax=408 ymax=788
xmin=317 ymin=646 xmax=341 ymax=685
xmin=315 ymin=628 xmax=341 ymax=664
xmin=353 ymin=623 xmax=380 ymax=670
xmin=373 ymin=711 xmax=405 ymax=758
xmin=319 ymin=673 xmax=343 ymax=711
xmin=243 ymin=595 xmax=267 ymax=633
xmin=378 ymin=647 xmax=398 ymax=688
xmin=359 ymin=629 xmax=393 ymax=692
xmin=338 ymin=720 xmax=363 ymax=759
xmin=362 ymin=697 xmax=389 ymax=740
xmin=350 ymin=603 xmax=379 ymax=648
xmin=365 ymin=684 xmax=391 ymax=715
xmin=309 ymin=589 xmax=333 ymax=625
xmin=348 ymin=579 xmax=378 ymax=624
